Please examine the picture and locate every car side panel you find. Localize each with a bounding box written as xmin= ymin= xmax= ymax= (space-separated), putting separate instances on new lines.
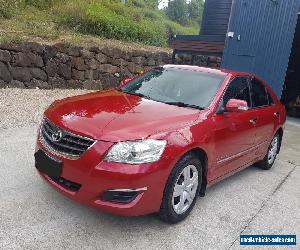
xmin=253 ymin=106 xmax=279 ymax=155
xmin=209 ymin=109 xmax=257 ymax=182
xmin=252 ymin=77 xmax=286 ymax=158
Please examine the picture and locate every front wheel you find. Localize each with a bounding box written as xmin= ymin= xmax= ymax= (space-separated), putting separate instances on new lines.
xmin=159 ymin=153 xmax=202 ymax=223
xmin=256 ymin=133 xmax=280 ymax=170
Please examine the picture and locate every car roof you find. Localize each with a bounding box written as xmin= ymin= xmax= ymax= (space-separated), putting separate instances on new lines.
xmin=163 ymin=64 xmax=252 ymax=77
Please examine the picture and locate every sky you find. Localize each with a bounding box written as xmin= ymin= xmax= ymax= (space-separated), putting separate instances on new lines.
xmin=158 ymin=0 xmax=204 ymax=10
xmin=158 ymin=0 xmax=169 ymax=9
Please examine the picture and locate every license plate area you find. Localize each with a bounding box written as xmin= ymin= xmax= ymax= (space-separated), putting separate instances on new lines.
xmin=35 ymin=150 xmax=62 ymax=178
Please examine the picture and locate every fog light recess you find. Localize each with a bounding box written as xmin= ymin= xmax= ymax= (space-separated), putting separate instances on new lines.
xmin=101 ymin=188 xmax=147 ymax=204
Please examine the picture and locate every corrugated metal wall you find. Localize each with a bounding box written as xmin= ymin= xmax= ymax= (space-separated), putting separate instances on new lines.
xmin=200 ymin=0 xmax=233 ymax=38
xmin=284 ymin=14 xmax=300 ymax=103
xmin=222 ymin=0 xmax=300 ymax=98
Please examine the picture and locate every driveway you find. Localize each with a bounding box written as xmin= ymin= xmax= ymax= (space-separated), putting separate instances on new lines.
xmin=0 ymin=90 xmax=299 ymax=249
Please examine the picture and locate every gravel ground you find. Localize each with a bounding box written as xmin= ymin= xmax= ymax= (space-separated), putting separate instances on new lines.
xmin=0 ymin=88 xmax=91 ymax=129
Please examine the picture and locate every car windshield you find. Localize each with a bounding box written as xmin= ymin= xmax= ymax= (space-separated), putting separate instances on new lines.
xmin=118 ymin=67 xmax=226 ymax=109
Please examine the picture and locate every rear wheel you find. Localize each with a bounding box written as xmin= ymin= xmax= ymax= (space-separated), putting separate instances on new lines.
xmin=159 ymin=153 xmax=202 ymax=223
xmin=256 ymin=133 xmax=280 ymax=170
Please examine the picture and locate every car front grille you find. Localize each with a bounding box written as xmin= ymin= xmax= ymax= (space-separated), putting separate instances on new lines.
xmin=40 ymin=118 xmax=96 ymax=159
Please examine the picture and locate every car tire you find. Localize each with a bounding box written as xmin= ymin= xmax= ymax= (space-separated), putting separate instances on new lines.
xmin=159 ymin=153 xmax=202 ymax=224
xmin=256 ymin=133 xmax=280 ymax=170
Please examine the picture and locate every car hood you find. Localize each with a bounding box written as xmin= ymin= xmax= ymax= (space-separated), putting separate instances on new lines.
xmin=45 ymin=89 xmax=202 ymax=142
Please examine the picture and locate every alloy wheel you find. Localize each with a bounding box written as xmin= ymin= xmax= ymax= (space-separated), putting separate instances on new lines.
xmin=268 ymin=136 xmax=279 ymax=165
xmin=172 ymin=164 xmax=199 ymax=215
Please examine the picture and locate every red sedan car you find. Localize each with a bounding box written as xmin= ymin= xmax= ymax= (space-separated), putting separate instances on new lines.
xmin=35 ymin=65 xmax=285 ymax=223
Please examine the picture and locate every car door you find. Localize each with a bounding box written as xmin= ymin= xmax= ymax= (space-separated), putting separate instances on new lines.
xmin=249 ymin=77 xmax=279 ymax=157
xmin=211 ymin=76 xmax=258 ymax=180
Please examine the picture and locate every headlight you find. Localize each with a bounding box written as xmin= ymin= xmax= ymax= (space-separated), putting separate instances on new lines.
xmin=105 ymin=139 xmax=167 ymax=164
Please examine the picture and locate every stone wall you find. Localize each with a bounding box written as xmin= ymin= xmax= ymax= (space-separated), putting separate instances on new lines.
xmin=0 ymin=42 xmax=222 ymax=90
xmin=0 ymin=42 xmax=171 ymax=90
xmin=176 ymin=54 xmax=222 ymax=68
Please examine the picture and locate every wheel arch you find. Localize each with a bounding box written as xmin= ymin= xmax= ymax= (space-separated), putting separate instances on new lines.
xmin=275 ymin=127 xmax=284 ymax=153
xmin=186 ymin=147 xmax=208 ymax=197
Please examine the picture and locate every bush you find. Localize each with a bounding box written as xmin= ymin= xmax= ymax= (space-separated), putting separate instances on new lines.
xmin=128 ymin=0 xmax=147 ymax=9
xmin=143 ymin=9 xmax=162 ymax=20
xmin=57 ymin=1 xmax=168 ymax=46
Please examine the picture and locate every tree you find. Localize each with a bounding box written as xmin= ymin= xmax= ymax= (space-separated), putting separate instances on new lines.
xmin=165 ymin=0 xmax=189 ymax=25
xmin=127 ymin=0 xmax=160 ymax=9
xmin=144 ymin=0 xmax=160 ymax=9
xmin=188 ymin=0 xmax=204 ymax=24
xmin=165 ymin=0 xmax=204 ymax=26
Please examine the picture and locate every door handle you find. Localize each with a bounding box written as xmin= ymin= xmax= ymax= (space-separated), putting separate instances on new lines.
xmin=249 ymin=118 xmax=257 ymax=125
xmin=274 ymin=111 xmax=279 ymax=117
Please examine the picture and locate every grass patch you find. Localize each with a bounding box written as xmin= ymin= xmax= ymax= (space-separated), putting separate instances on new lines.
xmin=0 ymin=0 xmax=199 ymax=47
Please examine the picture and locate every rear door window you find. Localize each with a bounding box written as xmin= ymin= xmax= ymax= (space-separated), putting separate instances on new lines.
xmin=250 ymin=78 xmax=269 ymax=108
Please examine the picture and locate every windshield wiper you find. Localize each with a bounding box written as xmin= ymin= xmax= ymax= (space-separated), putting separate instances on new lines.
xmin=116 ymin=88 xmax=149 ymax=99
xmin=164 ymin=101 xmax=205 ymax=110
xmin=131 ymin=92 xmax=149 ymax=98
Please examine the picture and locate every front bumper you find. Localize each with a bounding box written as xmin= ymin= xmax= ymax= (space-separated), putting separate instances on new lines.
xmin=35 ymin=136 xmax=173 ymax=216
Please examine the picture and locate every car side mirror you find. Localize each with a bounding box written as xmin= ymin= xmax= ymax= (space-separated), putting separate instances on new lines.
xmin=226 ymin=99 xmax=249 ymax=112
xmin=118 ymin=77 xmax=133 ymax=88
